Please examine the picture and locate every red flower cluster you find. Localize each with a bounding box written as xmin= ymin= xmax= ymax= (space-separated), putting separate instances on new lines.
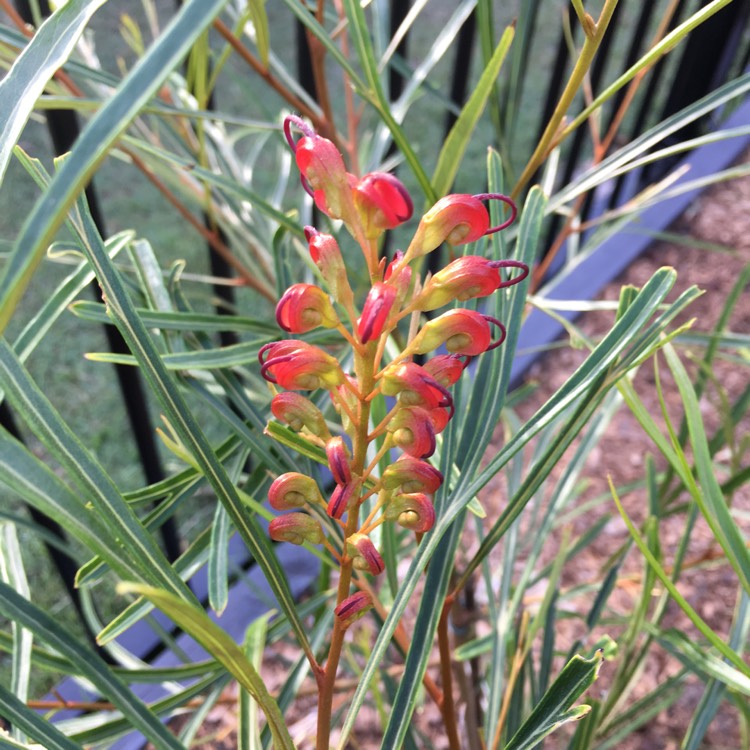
xmin=264 ymin=116 xmax=528 ymax=614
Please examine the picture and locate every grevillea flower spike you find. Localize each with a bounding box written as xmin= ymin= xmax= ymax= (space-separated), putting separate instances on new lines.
xmin=264 ymin=115 xmax=529 ymax=742
xmin=264 ymin=118 xmax=528 ymax=720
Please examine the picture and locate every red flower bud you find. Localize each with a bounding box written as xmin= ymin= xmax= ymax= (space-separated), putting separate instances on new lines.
xmin=422 ymin=354 xmax=467 ymax=387
xmin=268 ymin=472 xmax=324 ymax=511
xmin=415 ymin=257 xmax=529 ymax=311
xmin=269 ymin=512 xmax=324 ymax=545
xmin=388 ymin=406 xmax=436 ymax=458
xmin=284 ymin=115 xmax=353 ymax=221
xmin=259 ymin=340 xmax=345 ymax=391
xmin=304 ymin=227 xmax=354 ymax=310
xmin=381 ymin=456 xmax=443 ymax=495
xmin=380 ymin=362 xmax=453 ymax=414
xmin=384 ymin=251 xmax=413 ymax=307
xmin=325 ymin=436 xmax=352 ymax=485
xmin=405 ymin=193 xmax=516 ymax=260
xmin=429 ymin=406 xmax=451 ymax=434
xmin=385 ymin=492 xmax=436 ymax=533
xmin=276 ymin=283 xmax=339 ymax=334
xmin=354 ymin=172 xmax=413 ymax=238
xmin=357 ymin=282 xmax=397 ymax=344
xmin=409 ymin=310 xmax=506 ymax=357
xmin=335 ymin=375 xmax=360 ymax=433
xmin=327 ymin=481 xmax=359 ymax=519
xmin=271 ymin=392 xmax=331 ymax=438
xmin=334 ymin=591 xmax=372 ymax=628
xmin=346 ymin=533 xmax=385 ymax=575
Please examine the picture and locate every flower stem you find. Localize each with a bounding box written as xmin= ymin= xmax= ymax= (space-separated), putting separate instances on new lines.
xmin=213 ymin=19 xmax=322 ymax=128
xmin=315 ymin=561 xmax=354 ymax=749
xmin=438 ymin=594 xmax=461 ymax=750
xmin=316 ymin=342 xmax=375 ymax=749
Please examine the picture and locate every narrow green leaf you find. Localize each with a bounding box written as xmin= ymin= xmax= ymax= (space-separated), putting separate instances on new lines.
xmin=503 ymin=648 xmax=605 ymax=750
xmin=96 ymin=527 xmax=215 ymax=645
xmin=381 ymin=512 xmax=465 ymax=748
xmin=463 ymin=268 xmax=677 ymax=502
xmin=460 ymin=374 xmax=609 ymax=588
xmin=71 ymin=300 xmax=278 ymax=335
xmin=67 ymin=672 xmax=222 ymax=745
xmin=264 ymin=421 xmax=328 ymax=467
xmin=0 ymin=581 xmax=186 ymax=750
xmin=610 ymin=481 xmax=750 ymax=677
xmin=12 ymin=236 xmax=131 ymax=363
xmin=85 ymin=341 xmax=263 ymax=369
xmin=0 ymin=438 xmax=134 ymax=576
xmin=0 ymin=339 xmax=197 ymax=603
xmin=0 ymin=524 xmax=32 ymax=745
xmin=249 ymin=0 xmax=270 ymax=66
xmin=682 ymin=592 xmax=750 ymax=750
xmin=663 ymin=343 xmax=750 ymax=596
xmin=120 ymin=583 xmax=294 ymax=750
xmin=595 ymin=673 xmax=687 ymax=750
xmin=0 ymin=0 xmax=231 ymax=332
xmin=431 ymin=24 xmax=515 ymax=196
xmin=655 ymin=627 xmax=750 ymax=696
xmin=0 ymin=684 xmax=80 ymax=750
xmin=208 ymin=499 xmax=231 ymax=616
xmin=0 ymin=0 xmax=107 ymax=184
xmin=177 ymin=678 xmax=231 ymax=748
xmin=242 ymin=612 xmax=274 ymax=750
xmin=73 ymin=193 xmax=315 ymax=665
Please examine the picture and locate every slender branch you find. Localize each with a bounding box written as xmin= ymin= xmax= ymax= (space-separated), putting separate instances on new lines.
xmin=357 ymin=489 xmax=388 ymax=533
xmin=531 ymin=0 xmax=680 ymax=292
xmin=212 ymin=18 xmax=322 ymax=128
xmin=511 ymin=0 xmax=620 ymax=199
xmin=438 ymin=595 xmax=462 ymax=750
xmin=354 ymin=574 xmax=444 ymax=706
xmin=362 ymin=436 xmax=395 ymax=479
xmin=332 ymin=0 xmax=361 ymax=173
xmin=127 ymin=151 xmax=276 ymax=301
xmin=569 ymin=0 xmax=592 ymax=33
xmin=306 ymin=0 xmax=338 ymax=140
xmin=596 ymin=0 xmax=679 ymax=159
xmin=330 ymin=387 xmax=359 ymax=427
